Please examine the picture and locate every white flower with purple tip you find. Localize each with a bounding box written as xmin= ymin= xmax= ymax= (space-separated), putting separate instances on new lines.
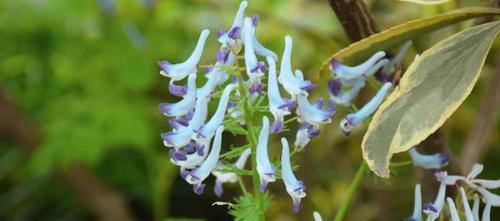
xmin=243 ymin=17 xmax=266 ymax=84
xmin=330 ymin=51 xmax=386 ymax=80
xmin=162 ymin=96 xmax=209 ymax=148
xmin=185 ymin=126 xmax=224 ymax=195
xmin=340 ymin=82 xmax=392 ymax=135
xmin=159 ymin=29 xmax=209 ymax=81
xmin=217 ymin=1 xmax=247 ymax=50
xmin=294 ymin=123 xmax=320 ymax=149
xmin=256 ymin=117 xmax=276 ymax=192
xmin=278 ymin=35 xmax=315 ymax=98
xmin=296 ymin=94 xmax=335 ymax=127
xmin=423 ymin=181 xmax=446 ymax=221
xmin=212 ymin=148 xmax=251 ymax=197
xmin=170 ymin=141 xmax=210 ymax=169
xmin=248 ymin=15 xmax=278 ymax=61
xmin=377 ymin=41 xmax=412 ymax=82
xmin=159 ymin=74 xmax=197 ymax=117
xmin=329 ymin=78 xmax=365 ymax=106
xmin=280 ymin=137 xmax=306 ymax=213
xmin=267 ymin=56 xmax=295 ymax=133
xmin=195 ymin=84 xmax=235 ymax=141
xmin=408 ymin=147 xmax=449 ymax=170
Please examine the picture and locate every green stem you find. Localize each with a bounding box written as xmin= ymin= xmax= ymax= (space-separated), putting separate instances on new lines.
xmin=235 ymin=59 xmax=266 ymax=221
xmin=333 ymin=161 xmax=367 ymax=221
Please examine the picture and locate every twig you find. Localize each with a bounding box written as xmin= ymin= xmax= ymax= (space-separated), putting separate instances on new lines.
xmin=327 ymin=0 xmax=379 ymax=41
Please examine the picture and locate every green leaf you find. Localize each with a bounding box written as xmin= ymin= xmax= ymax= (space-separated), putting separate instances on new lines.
xmin=221 ymin=144 xmax=250 ymax=159
xmin=319 ymin=7 xmax=500 ymax=77
xmin=399 ymin=0 xmax=451 ymax=4
xmin=216 ymin=163 xmax=253 ymax=176
xmin=362 ymin=21 xmax=500 ymax=177
xmin=230 ymin=194 xmax=270 ymax=221
xmin=225 ymin=120 xmax=248 ymax=135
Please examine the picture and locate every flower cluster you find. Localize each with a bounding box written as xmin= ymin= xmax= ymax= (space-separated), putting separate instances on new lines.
xmin=158 ymin=1 xmax=335 ymax=212
xmin=405 ymin=163 xmax=499 ymax=221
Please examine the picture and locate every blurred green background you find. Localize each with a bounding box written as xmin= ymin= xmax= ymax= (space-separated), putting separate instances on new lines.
xmin=0 ymin=0 xmax=498 ymax=220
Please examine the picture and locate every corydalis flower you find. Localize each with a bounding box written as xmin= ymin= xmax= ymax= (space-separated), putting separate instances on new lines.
xmin=278 ymin=35 xmax=315 ymax=98
xmin=267 ymin=56 xmax=295 ymax=133
xmin=281 ymin=138 xmax=306 ymax=213
xmin=162 ymin=96 xmax=209 ymax=148
xmin=195 ymin=84 xmax=235 ymax=141
xmin=340 ymin=82 xmax=392 ymax=135
xmin=159 ymin=29 xmax=209 ymax=81
xmin=409 ymin=147 xmax=449 ymax=170
xmin=212 ymin=148 xmax=251 ymax=197
xmin=330 ymin=51 xmax=386 ymax=79
xmin=248 ymin=15 xmax=278 ymax=61
xmin=405 ymin=184 xmax=422 ymax=221
xmin=256 ymin=117 xmax=276 ymax=192
xmin=296 ymin=95 xmax=335 ymax=127
xmin=423 ymin=181 xmax=447 ymax=221
xmin=329 ymin=78 xmax=365 ymax=106
xmin=169 ymin=141 xmax=209 ymax=169
xmin=313 ymin=212 xmax=322 ymax=221
xmin=243 ymin=17 xmax=266 ymax=84
xmin=217 ymin=1 xmax=246 ymax=50
xmin=160 ymin=74 xmax=197 ymax=117
xmin=185 ymin=126 xmax=224 ymax=195
xmin=294 ymin=123 xmax=320 ymax=149
xmin=377 ymin=40 xmax=412 ymax=82
xmin=447 ymin=198 xmax=461 ymax=221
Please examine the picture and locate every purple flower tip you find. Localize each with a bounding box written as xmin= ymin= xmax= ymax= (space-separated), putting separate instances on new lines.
xmin=251 ymin=15 xmax=259 ymax=27
xmin=158 ymin=60 xmax=170 ymax=71
xmin=193 ymin=183 xmax=206 ymax=195
xmin=214 ymin=182 xmax=223 ymax=198
xmin=375 ymin=71 xmax=393 ymax=83
xmin=259 ymin=182 xmax=268 ymax=193
xmin=423 ymin=203 xmax=438 ymax=213
xmin=300 ymin=81 xmax=316 ymax=92
xmin=251 ymin=61 xmax=267 ymax=73
xmin=328 ymin=78 xmax=342 ymax=96
xmin=216 ymin=49 xmax=230 ymax=63
xmin=183 ymin=143 xmax=195 ymax=154
xmin=308 ymin=127 xmax=320 ymax=138
xmin=168 ymin=82 xmax=188 ymax=97
xmin=217 ymin=29 xmax=227 ymax=38
xmin=170 ymin=150 xmax=187 ymax=161
xmin=271 ymin=120 xmax=283 ymax=134
xmin=440 ymin=152 xmax=450 ymax=165
xmin=249 ymin=82 xmax=263 ymax=95
xmin=292 ymin=202 xmax=301 ymax=213
xmin=228 ymin=26 xmax=241 ymax=39
xmin=159 ymin=103 xmax=172 ymax=114
xmin=330 ymin=59 xmax=340 ymax=72
xmin=196 ymin=145 xmax=205 ymax=157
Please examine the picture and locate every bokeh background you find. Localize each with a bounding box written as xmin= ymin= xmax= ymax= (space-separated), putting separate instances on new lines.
xmin=0 ymin=0 xmax=499 ymax=220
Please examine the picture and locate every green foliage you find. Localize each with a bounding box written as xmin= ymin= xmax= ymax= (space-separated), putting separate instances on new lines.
xmin=230 ymin=193 xmax=271 ymax=221
xmin=320 ymin=7 xmax=500 ymax=76
xmin=362 ymin=21 xmax=500 ymax=177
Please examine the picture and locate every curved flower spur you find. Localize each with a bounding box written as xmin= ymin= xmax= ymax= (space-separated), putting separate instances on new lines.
xmin=157 ymin=0 xmax=335 ymax=215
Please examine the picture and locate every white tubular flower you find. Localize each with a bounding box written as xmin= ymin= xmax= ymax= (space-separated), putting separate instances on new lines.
xmin=170 ymin=140 xmax=210 ymax=169
xmin=294 ymin=123 xmax=320 ymax=149
xmin=474 ymin=187 xmax=500 ymax=207
xmin=267 ymin=56 xmax=295 ymax=133
xmin=243 ymin=17 xmax=265 ymax=84
xmin=296 ymin=94 xmax=335 ymax=127
xmin=435 ymin=171 xmax=464 ymax=185
xmin=159 ymin=29 xmax=209 ymax=81
xmin=212 ymin=148 xmax=251 ymax=197
xmin=473 ymin=194 xmax=480 ymax=221
xmin=330 ymin=51 xmax=386 ymax=79
xmin=313 ymin=211 xmax=323 ymax=221
xmin=194 ymin=84 xmax=235 ymax=141
xmin=406 ymin=184 xmax=422 ymax=221
xmin=256 ymin=117 xmax=276 ymax=192
xmin=329 ymin=78 xmax=365 ymax=106
xmin=247 ymin=15 xmax=278 ymax=61
xmin=423 ymin=182 xmax=447 ymax=221
xmin=278 ymin=35 xmax=315 ymax=99
xmin=159 ymin=74 xmax=197 ymax=117
xmin=281 ymin=137 xmax=306 ymax=213
xmin=459 ymin=187 xmax=476 ymax=221
xmin=162 ymin=96 xmax=209 ymax=148
xmin=482 ymin=203 xmax=491 ymax=221
xmin=340 ymin=82 xmax=392 ymax=135
xmin=185 ymin=126 xmax=224 ymax=195
xmin=446 ymin=198 xmax=461 ymax=221
xmin=408 ymin=147 xmax=450 ymax=169
xmin=466 ymin=164 xmax=500 ymax=189
xmin=378 ymin=40 xmax=413 ymax=82
xmin=217 ymin=1 xmax=247 ymax=50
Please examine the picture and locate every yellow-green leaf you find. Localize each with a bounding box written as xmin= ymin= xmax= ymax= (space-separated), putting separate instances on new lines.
xmin=362 ymin=21 xmax=500 ymax=177
xmin=399 ymin=0 xmax=451 ymax=5
xmin=319 ymin=7 xmax=500 ymax=77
